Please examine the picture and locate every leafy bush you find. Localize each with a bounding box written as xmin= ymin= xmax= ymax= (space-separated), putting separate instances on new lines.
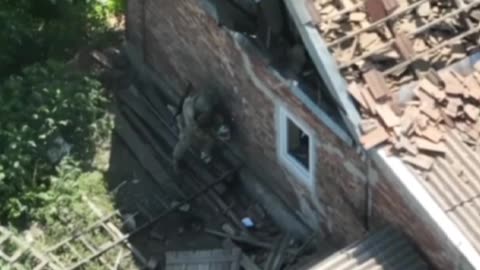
xmin=0 ymin=0 xmax=124 ymax=78
xmin=0 ymin=61 xmax=111 ymax=221
xmin=33 ymin=158 xmax=112 ymax=244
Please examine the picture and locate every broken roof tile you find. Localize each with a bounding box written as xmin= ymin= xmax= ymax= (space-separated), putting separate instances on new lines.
xmin=365 ymin=0 xmax=398 ymax=22
xmin=360 ymin=119 xmax=379 ymax=134
xmin=464 ymin=76 xmax=480 ymax=100
xmin=360 ymin=126 xmax=389 ymax=150
xmin=360 ymin=87 xmax=378 ymax=115
xmin=465 ymin=104 xmax=480 ymax=121
xmin=416 ymin=114 xmax=429 ymax=130
xmin=402 ymin=155 xmax=434 ymax=170
xmin=377 ymin=103 xmax=401 ymax=127
xmin=395 ymin=33 xmax=414 ymax=60
xmin=420 ymin=126 xmax=443 ymax=143
xmin=399 ymin=136 xmax=418 ymax=155
xmin=442 ymin=71 xmax=465 ymax=96
xmin=420 ymin=104 xmax=441 ymax=122
xmin=418 ymin=79 xmax=438 ymax=97
xmin=364 ymin=69 xmax=389 ymax=100
xmin=415 ymin=137 xmax=447 ymax=154
xmin=348 ymin=83 xmax=369 ymax=110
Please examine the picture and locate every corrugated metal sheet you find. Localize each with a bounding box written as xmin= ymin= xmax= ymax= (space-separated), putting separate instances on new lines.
xmin=310 ymin=226 xmax=429 ymax=270
xmin=165 ymin=249 xmax=241 ymax=270
xmin=415 ymin=130 xmax=480 ymax=253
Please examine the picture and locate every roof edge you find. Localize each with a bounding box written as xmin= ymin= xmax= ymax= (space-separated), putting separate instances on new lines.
xmin=231 ymin=31 xmax=354 ymax=146
xmin=284 ymin=0 xmax=362 ymax=141
xmin=372 ymin=150 xmax=480 ymax=270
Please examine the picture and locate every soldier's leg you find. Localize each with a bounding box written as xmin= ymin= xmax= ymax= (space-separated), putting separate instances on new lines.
xmin=199 ymin=133 xmax=215 ymax=164
xmin=172 ymin=127 xmax=195 ymax=171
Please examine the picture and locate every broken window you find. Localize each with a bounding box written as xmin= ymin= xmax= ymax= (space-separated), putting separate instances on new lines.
xmin=287 ymin=118 xmax=310 ymax=170
xmin=199 ymin=0 xmax=349 ymax=140
xmin=278 ymin=106 xmax=314 ymax=184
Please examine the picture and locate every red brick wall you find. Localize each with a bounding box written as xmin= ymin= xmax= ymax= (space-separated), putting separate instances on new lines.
xmin=126 ymin=0 xmax=369 ymax=245
xmin=125 ymin=1 xmax=470 ymax=268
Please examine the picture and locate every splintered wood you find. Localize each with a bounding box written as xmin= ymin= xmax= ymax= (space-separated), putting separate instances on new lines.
xmin=309 ymin=0 xmax=471 ymax=86
xmin=307 ymin=0 xmax=480 ymax=172
xmin=352 ymin=64 xmax=480 ymax=172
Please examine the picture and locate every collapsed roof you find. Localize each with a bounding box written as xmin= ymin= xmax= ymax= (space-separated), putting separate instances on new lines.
xmin=306 ymin=0 xmax=480 ymax=253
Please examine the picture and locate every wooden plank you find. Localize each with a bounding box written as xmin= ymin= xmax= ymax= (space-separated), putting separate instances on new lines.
xmin=376 ymin=103 xmax=400 ymax=127
xmin=395 ymin=32 xmax=414 ymax=60
xmin=398 ymin=137 xmax=418 ymax=155
xmin=360 ymin=126 xmax=389 ymax=150
xmin=222 ymin=240 xmax=261 ymax=270
xmin=416 ymin=114 xmax=429 ymax=130
xmin=464 ymin=75 xmax=480 ymax=100
xmin=360 ymin=87 xmax=378 ymax=114
xmin=444 ymin=102 xmax=459 ymax=118
xmin=402 ymin=155 xmax=434 ymax=170
xmin=265 ymin=235 xmax=290 ymax=270
xmin=465 ymin=104 xmax=480 ymax=121
xmin=360 ymin=119 xmax=379 ymax=134
xmin=382 ymin=0 xmax=399 ymax=14
xmin=420 ymin=126 xmax=443 ymax=143
xmin=348 ymin=83 xmax=368 ymax=110
xmin=83 ymin=196 xmax=149 ymax=266
xmin=418 ymin=78 xmax=446 ymax=101
xmin=230 ymin=248 xmax=241 ymax=270
xmin=400 ymin=116 xmax=415 ymax=136
xmin=415 ymin=137 xmax=447 ymax=154
xmin=441 ymin=70 xmax=465 ymax=96
xmin=418 ymin=79 xmax=438 ymax=97
xmin=363 ymin=69 xmax=389 ymax=100
xmin=63 ymin=169 xmax=239 ymax=270
xmin=365 ymin=0 xmax=398 ymax=22
xmin=390 ymin=91 xmax=404 ymax=116
xmin=115 ymin=109 xmax=184 ymax=198
xmin=420 ymin=104 xmax=441 ymax=121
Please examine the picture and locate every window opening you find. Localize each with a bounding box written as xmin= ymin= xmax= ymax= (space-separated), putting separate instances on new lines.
xmin=287 ymin=118 xmax=310 ymax=170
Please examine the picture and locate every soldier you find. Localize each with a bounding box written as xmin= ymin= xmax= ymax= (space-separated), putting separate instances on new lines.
xmin=171 ymin=85 xmax=231 ymax=171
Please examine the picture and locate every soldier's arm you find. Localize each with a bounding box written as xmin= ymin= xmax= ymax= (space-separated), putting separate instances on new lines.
xmin=175 ymin=82 xmax=194 ymax=117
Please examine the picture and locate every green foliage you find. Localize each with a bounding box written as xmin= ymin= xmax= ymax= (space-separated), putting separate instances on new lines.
xmin=0 ymin=61 xmax=111 ymax=221
xmin=33 ymin=158 xmax=111 ymax=245
xmin=0 ymin=0 xmax=124 ymax=77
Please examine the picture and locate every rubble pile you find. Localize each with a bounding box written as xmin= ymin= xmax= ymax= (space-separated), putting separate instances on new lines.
xmin=308 ymin=0 xmax=480 ymax=171
xmin=309 ymin=0 xmax=478 ymax=84
xmin=351 ymin=64 xmax=480 ymax=171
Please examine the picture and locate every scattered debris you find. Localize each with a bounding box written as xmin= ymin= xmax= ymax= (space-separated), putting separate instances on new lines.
xmin=241 ymin=217 xmax=255 ymax=229
xmin=147 ymin=257 xmax=159 ymax=270
xmin=223 ymin=239 xmax=262 ymax=270
xmin=311 ymin=0 xmax=480 ymax=173
xmin=222 ymin=223 xmax=237 ymax=236
xmin=360 ymin=126 xmax=389 ymax=150
xmin=265 ymin=234 xmax=291 ymax=270
xmin=124 ymin=214 xmax=137 ymax=231
xmin=179 ymin=203 xmax=191 ymax=212
xmin=150 ymin=229 xmax=166 ymax=242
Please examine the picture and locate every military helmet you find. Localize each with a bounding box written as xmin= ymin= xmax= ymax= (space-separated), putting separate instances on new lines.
xmin=193 ymin=89 xmax=219 ymax=114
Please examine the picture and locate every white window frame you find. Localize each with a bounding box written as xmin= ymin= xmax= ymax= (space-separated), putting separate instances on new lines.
xmin=277 ymin=104 xmax=315 ymax=186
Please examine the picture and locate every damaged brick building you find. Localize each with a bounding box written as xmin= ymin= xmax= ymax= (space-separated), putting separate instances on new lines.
xmin=125 ymin=0 xmax=480 ymax=269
